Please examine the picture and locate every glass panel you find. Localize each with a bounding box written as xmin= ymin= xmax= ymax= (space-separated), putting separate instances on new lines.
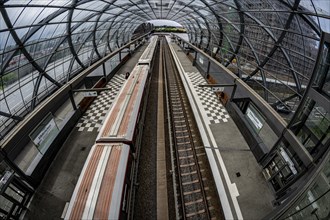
xmin=296 ymin=102 xmax=330 ymax=157
xmin=5 ymin=7 xmax=24 ymax=25
xmin=0 ymin=195 xmax=13 ymax=214
xmin=263 ymin=138 xmax=305 ymax=192
xmin=5 ymin=185 xmax=23 ymax=203
xmin=87 ymin=65 xmax=103 ymax=77
xmin=313 ymin=41 xmax=330 ymax=97
xmin=279 ymin=158 xmax=330 ymax=220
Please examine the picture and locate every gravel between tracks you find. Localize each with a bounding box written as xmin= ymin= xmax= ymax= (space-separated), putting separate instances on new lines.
xmin=134 ymin=43 xmax=175 ymax=220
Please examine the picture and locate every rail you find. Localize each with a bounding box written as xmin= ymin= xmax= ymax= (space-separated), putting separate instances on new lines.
xmin=163 ymin=36 xmax=211 ymax=220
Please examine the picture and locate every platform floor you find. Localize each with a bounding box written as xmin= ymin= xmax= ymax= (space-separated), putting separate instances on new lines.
xmin=24 ymin=39 xmax=276 ymax=220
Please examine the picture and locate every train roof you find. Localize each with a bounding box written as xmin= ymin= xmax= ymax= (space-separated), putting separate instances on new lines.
xmin=64 ymin=143 xmax=130 ymax=220
xmin=97 ymin=65 xmax=149 ymax=142
xmin=138 ymin=36 xmax=158 ymax=64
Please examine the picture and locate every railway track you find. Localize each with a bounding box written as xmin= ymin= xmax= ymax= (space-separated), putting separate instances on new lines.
xmin=162 ymin=37 xmax=211 ymax=220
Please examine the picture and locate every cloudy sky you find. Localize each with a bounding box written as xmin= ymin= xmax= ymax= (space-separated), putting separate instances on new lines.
xmin=148 ymin=19 xmax=183 ymax=27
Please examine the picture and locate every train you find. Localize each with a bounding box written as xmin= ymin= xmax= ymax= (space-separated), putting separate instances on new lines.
xmin=64 ymin=35 xmax=158 ymax=220
xmin=138 ymin=35 xmax=158 ymax=66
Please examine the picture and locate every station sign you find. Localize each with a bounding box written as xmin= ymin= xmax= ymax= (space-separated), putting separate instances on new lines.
xmin=83 ymin=91 xmax=98 ymax=97
xmin=211 ymin=87 xmax=224 ymax=92
xmin=246 ymin=107 xmax=264 ymax=131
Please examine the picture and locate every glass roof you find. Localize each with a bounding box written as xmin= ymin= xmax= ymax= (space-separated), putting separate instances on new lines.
xmin=0 ymin=0 xmax=330 ymax=140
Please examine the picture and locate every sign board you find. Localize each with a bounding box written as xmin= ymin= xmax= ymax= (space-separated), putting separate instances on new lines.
xmin=211 ymin=87 xmax=224 ymax=92
xmin=29 ymin=113 xmax=59 ymax=155
xmin=246 ymin=107 xmax=263 ymax=131
xmin=34 ymin=119 xmax=56 ymax=147
xmin=279 ymin=147 xmax=298 ymax=174
xmin=84 ymin=91 xmax=97 ymax=97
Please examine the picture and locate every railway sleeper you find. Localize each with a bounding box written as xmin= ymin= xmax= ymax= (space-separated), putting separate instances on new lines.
xmin=174 ymin=127 xmax=188 ymax=133
xmin=174 ymin=122 xmax=187 ymax=126
xmin=185 ymin=203 xmax=208 ymax=216
xmin=177 ymin=142 xmax=192 ymax=147
xmin=174 ymin=119 xmax=186 ymax=123
xmin=182 ymin=179 xmax=199 ymax=186
xmin=184 ymin=198 xmax=204 ymax=207
xmin=196 ymin=152 xmax=206 ymax=157
xmin=176 ymin=135 xmax=190 ymax=139
xmin=181 ymin=174 xmax=199 ymax=183
xmin=179 ymin=162 xmax=195 ymax=168
xmin=181 ymin=170 xmax=197 ymax=176
xmin=172 ymin=109 xmax=183 ymax=113
xmin=178 ymin=147 xmax=192 ymax=152
xmin=173 ymin=115 xmax=185 ymax=119
xmin=186 ymin=210 xmax=207 ymax=218
xmin=176 ymin=134 xmax=190 ymax=138
xmin=171 ymin=104 xmax=182 ymax=108
xmin=179 ymin=154 xmax=193 ymax=159
xmin=173 ymin=117 xmax=186 ymax=121
xmin=183 ymin=189 xmax=202 ymax=196
xmin=177 ymin=140 xmax=190 ymax=145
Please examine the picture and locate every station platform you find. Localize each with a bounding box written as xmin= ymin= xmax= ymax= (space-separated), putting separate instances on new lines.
xmin=167 ymin=38 xmax=275 ymax=220
xmin=23 ymin=39 xmax=275 ymax=220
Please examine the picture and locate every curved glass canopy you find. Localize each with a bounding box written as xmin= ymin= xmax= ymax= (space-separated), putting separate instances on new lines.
xmin=0 ymin=0 xmax=329 ymax=140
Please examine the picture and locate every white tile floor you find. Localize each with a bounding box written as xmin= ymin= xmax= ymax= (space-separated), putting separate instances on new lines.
xmin=76 ymin=74 xmax=125 ymax=132
xmin=187 ymin=72 xmax=230 ymax=124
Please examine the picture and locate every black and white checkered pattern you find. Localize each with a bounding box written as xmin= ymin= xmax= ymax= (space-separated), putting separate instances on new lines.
xmin=76 ymin=74 xmax=125 ymax=132
xmin=187 ymin=72 xmax=230 ymax=124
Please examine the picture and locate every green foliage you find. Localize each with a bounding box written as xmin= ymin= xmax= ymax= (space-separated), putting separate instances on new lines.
xmin=154 ymin=26 xmax=187 ymax=33
xmin=1 ymin=71 xmax=18 ymax=90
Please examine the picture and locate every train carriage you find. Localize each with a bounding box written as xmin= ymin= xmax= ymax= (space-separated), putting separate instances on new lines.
xmin=64 ymin=143 xmax=132 ymax=220
xmin=64 ymin=35 xmax=158 ymax=220
xmin=138 ymin=36 xmax=158 ymax=66
xmin=96 ymin=65 xmax=149 ymax=148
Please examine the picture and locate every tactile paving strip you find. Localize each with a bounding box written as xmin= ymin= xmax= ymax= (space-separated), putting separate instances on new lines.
xmin=187 ymin=72 xmax=230 ymax=124
xmin=76 ymin=74 xmax=125 ymax=132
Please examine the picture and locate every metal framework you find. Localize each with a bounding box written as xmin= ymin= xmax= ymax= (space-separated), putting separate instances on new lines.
xmin=0 ymin=0 xmax=329 ymax=140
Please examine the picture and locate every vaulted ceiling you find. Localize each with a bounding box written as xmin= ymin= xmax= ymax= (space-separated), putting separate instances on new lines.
xmin=0 ymin=0 xmax=329 ymax=139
